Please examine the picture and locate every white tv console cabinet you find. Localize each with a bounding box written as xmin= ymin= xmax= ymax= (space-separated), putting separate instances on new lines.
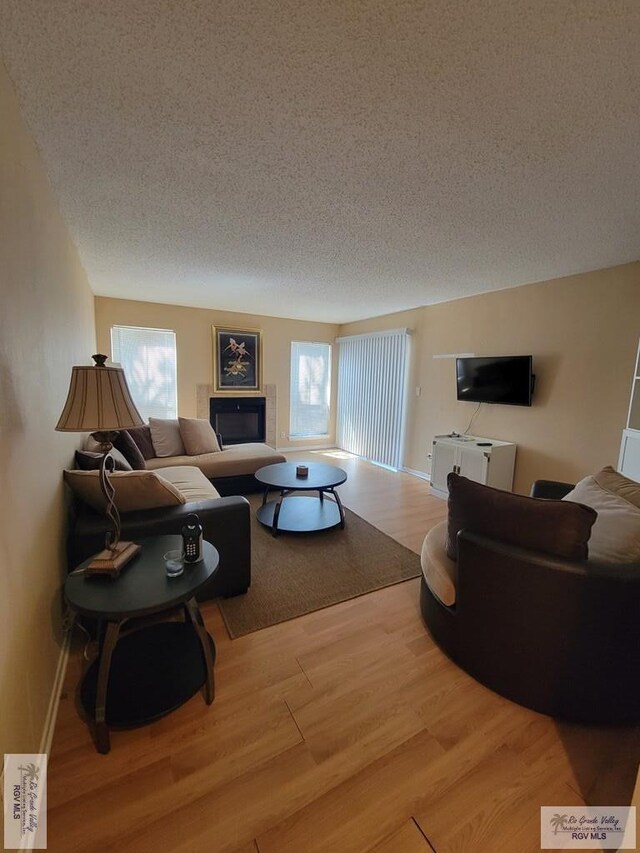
xmin=430 ymin=434 xmax=517 ymax=499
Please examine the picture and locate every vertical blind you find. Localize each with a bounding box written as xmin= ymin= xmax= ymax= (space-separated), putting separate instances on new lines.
xmin=336 ymin=329 xmax=410 ymax=469
xmin=289 ymin=341 xmax=332 ymax=438
xmin=110 ymin=325 xmax=178 ymax=421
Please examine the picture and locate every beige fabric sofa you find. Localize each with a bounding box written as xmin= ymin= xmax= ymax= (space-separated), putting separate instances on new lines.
xmin=87 ymin=428 xmax=286 ymax=495
xmin=64 ymin=465 xmax=222 ymax=513
xmin=149 ymin=465 xmax=222 ymax=501
xmin=145 ymin=442 xmax=285 ymax=481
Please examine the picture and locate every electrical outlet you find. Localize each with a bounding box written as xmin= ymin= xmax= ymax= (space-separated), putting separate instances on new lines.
xmin=280 ymin=431 xmax=286 ymax=438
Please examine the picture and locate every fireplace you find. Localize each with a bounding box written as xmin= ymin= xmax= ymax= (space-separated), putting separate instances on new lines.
xmin=210 ymin=397 xmax=266 ymax=445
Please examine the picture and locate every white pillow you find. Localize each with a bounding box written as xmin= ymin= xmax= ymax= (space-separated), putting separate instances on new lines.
xmin=563 ymin=475 xmax=640 ymax=564
xmin=149 ymin=418 xmax=186 ymax=457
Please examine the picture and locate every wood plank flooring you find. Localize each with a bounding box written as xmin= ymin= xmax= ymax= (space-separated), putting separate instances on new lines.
xmin=48 ymin=450 xmax=640 ymax=853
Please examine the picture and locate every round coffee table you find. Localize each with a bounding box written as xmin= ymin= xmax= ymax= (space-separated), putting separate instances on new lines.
xmin=255 ymin=462 xmax=347 ymax=537
xmin=65 ymin=536 xmax=218 ymax=753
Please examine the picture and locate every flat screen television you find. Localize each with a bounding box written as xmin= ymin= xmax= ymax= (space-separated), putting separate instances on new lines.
xmin=456 ymin=355 xmax=534 ymax=406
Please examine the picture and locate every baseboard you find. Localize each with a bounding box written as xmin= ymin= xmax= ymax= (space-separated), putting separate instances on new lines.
xmin=401 ymin=466 xmax=430 ymax=482
xmin=38 ymin=628 xmax=72 ymax=757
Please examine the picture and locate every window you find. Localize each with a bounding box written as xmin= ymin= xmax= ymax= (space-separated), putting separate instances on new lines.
xmin=110 ymin=325 xmax=178 ymax=421
xmin=289 ymin=341 xmax=332 ymax=438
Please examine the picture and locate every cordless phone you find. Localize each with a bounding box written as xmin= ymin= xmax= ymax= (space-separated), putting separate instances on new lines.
xmin=182 ymin=513 xmax=204 ymax=563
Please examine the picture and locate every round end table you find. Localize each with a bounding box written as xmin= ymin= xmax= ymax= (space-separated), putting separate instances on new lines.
xmin=65 ymin=536 xmax=219 ymax=753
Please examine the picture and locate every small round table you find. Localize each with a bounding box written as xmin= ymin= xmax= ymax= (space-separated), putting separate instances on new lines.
xmin=64 ymin=536 xmax=219 ymax=753
xmin=255 ymin=462 xmax=348 ymax=537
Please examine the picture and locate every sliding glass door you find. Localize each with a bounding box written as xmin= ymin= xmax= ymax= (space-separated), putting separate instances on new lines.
xmin=336 ymin=329 xmax=410 ymax=469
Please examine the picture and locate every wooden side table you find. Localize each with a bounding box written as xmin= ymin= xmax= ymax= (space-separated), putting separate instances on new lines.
xmin=65 ymin=536 xmax=219 ymax=753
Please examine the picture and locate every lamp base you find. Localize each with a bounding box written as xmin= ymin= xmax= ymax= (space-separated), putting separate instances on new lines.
xmin=85 ymin=541 xmax=141 ymax=577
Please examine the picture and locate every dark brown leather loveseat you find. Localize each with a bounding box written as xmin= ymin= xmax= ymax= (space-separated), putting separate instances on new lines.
xmin=420 ymin=479 xmax=640 ymax=724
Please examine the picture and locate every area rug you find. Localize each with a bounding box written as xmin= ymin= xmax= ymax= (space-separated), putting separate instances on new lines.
xmin=217 ymin=494 xmax=422 ymax=638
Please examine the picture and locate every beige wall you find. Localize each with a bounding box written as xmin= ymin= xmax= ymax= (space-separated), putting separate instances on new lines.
xmin=340 ymin=263 xmax=640 ymax=494
xmin=95 ymin=298 xmax=339 ymax=449
xmin=95 ymin=264 xmax=639 ymax=489
xmin=0 ymin=62 xmax=96 ymax=755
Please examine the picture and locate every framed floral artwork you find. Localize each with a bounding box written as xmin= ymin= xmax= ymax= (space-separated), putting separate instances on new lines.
xmin=212 ymin=326 xmax=263 ymax=393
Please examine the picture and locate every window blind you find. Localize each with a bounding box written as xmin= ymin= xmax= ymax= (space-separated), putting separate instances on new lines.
xmin=110 ymin=325 xmax=178 ymax=421
xmin=336 ymin=330 xmax=410 ymax=469
xmin=289 ymin=342 xmax=332 ymax=438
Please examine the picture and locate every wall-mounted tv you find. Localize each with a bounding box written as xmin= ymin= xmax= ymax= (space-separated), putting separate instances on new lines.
xmin=456 ymin=355 xmax=534 ymax=406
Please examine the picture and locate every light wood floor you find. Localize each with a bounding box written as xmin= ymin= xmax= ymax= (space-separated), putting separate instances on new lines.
xmin=49 ymin=450 xmax=639 ymax=853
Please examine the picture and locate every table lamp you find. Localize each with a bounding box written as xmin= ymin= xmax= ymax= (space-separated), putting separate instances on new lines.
xmin=56 ymin=354 xmax=145 ymax=573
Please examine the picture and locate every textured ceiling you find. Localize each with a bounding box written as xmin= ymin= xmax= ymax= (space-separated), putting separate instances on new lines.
xmin=1 ymin=1 xmax=639 ymax=323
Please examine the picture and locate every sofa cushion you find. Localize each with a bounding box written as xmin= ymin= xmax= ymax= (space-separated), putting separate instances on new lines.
xmin=64 ymin=469 xmax=186 ymax=513
xmin=154 ymin=466 xmax=221 ymax=502
xmin=113 ymin=430 xmax=147 ymax=469
xmin=563 ymin=474 xmax=640 ymax=564
xmin=75 ymin=448 xmax=132 ymax=472
xmin=145 ymin=443 xmax=286 ymax=479
xmin=149 ymin=418 xmax=186 ymax=457
xmin=446 ymin=473 xmax=597 ymax=562
xmin=179 ymin=417 xmax=221 ymax=455
xmin=421 ymin=521 xmax=457 ymax=606
xmin=593 ymin=465 xmax=640 ymax=510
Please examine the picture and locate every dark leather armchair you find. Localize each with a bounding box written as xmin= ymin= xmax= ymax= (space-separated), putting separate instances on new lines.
xmin=67 ymin=496 xmax=251 ymax=600
xmin=420 ymin=480 xmax=640 ymax=723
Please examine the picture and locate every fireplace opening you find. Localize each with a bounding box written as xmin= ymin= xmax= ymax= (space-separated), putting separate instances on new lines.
xmin=210 ymin=397 xmax=266 ymax=445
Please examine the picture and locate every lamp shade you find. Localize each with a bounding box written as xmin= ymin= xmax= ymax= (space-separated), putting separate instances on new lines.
xmin=55 ymin=354 xmax=145 ymax=432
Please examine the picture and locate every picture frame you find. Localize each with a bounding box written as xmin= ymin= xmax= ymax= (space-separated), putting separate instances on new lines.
xmin=212 ymin=326 xmax=263 ymax=394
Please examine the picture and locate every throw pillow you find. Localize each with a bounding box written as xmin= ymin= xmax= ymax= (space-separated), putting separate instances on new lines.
xmin=593 ymin=465 xmax=640 ymax=510
xmin=111 ymin=430 xmax=147 ymax=469
xmin=446 ymin=473 xmax=596 ymax=562
xmin=563 ymin=475 xmax=640 ymax=564
xmin=63 ymin=469 xmax=186 ymax=513
xmin=75 ymin=449 xmax=132 ymax=472
xmin=149 ymin=418 xmax=186 ymax=457
xmin=126 ymin=425 xmax=157 ymax=460
xmin=178 ymin=417 xmax=221 ymax=455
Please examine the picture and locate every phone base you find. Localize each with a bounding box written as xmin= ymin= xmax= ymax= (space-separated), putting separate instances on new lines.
xmin=85 ymin=541 xmax=141 ymax=576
